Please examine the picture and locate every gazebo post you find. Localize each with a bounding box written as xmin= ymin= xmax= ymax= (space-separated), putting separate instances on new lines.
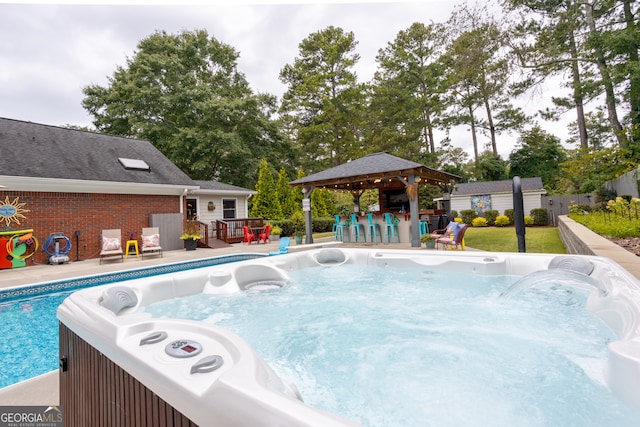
xmin=408 ymin=174 xmax=421 ymax=248
xmin=302 ymin=186 xmax=314 ymax=244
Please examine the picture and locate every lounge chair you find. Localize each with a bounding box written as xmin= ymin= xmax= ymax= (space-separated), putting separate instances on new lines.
xmin=100 ymin=229 xmax=124 ymax=264
xmin=141 ymin=227 xmax=163 ymax=259
xmin=435 ymin=224 xmax=468 ymax=250
xmin=269 ymin=237 xmax=290 ymax=256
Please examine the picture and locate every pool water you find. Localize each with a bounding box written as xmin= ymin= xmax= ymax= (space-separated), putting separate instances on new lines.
xmin=0 ymin=291 xmax=72 ymax=388
xmin=144 ymin=264 xmax=640 ymax=427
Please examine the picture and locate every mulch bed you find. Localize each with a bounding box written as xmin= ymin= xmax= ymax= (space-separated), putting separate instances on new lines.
xmin=606 ymin=236 xmax=640 ymax=257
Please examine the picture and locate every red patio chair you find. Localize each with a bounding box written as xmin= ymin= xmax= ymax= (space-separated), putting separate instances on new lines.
xmin=258 ymin=224 xmax=271 ymax=244
xmin=243 ymin=226 xmax=256 ymax=244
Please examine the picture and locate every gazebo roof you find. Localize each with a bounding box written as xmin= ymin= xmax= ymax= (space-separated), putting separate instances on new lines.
xmin=289 ymin=152 xmax=461 ymax=191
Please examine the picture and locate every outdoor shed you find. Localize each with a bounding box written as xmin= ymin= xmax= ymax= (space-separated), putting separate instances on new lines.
xmin=450 ymin=177 xmax=546 ymax=217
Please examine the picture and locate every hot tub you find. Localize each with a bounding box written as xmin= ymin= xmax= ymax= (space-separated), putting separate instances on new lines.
xmin=57 ymin=249 xmax=640 ymax=426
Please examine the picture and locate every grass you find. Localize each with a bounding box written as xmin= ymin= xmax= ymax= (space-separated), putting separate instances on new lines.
xmin=463 ymin=226 xmax=567 ymax=254
xmin=315 ymin=227 xmax=566 ymax=254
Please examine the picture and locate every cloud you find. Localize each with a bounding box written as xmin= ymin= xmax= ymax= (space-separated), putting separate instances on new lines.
xmin=0 ymin=0 xmax=571 ymax=159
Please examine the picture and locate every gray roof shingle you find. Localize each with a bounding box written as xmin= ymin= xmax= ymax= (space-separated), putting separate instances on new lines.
xmin=0 ymin=117 xmax=195 ymax=186
xmin=192 ymin=180 xmax=254 ymax=193
xmin=452 ymin=177 xmax=544 ymax=196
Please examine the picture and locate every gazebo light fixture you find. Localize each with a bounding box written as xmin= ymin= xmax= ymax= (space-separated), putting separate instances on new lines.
xmin=374 ymin=178 xmax=381 ymax=183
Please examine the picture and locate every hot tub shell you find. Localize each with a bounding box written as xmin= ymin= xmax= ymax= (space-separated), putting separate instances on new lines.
xmin=58 ymin=249 xmax=640 ymax=426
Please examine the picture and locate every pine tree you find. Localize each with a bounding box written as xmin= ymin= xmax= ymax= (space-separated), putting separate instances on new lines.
xmin=251 ymin=159 xmax=281 ymax=219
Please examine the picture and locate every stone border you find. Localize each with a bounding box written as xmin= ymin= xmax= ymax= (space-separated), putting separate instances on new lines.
xmin=558 ymin=215 xmax=640 ymax=279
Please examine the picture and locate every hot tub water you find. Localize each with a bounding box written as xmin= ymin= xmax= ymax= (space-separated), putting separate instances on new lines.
xmin=143 ymin=264 xmax=640 ymax=427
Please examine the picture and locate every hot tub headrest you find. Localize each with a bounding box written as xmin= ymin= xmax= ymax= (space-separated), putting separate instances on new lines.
xmin=315 ymin=248 xmax=347 ymax=265
xmin=100 ymin=286 xmax=139 ymax=315
xmin=548 ymin=256 xmax=595 ymax=276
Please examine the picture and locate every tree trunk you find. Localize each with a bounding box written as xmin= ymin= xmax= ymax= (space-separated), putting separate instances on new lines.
xmin=568 ymin=20 xmax=589 ymax=148
xmin=483 ymin=95 xmax=498 ymax=157
xmin=585 ymin=2 xmax=629 ymax=148
xmin=468 ymin=104 xmax=479 ymax=163
xmin=623 ymin=0 xmax=640 ymax=145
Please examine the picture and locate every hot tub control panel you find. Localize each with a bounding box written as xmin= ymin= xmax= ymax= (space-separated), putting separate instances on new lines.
xmin=134 ymin=330 xmax=226 ymax=378
xmin=165 ymin=339 xmax=203 ymax=358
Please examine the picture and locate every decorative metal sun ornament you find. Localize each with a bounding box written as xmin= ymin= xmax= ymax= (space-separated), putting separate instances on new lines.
xmin=0 ymin=196 xmax=30 ymax=227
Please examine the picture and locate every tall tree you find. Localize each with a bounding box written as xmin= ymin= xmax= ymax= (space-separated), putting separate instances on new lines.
xmin=443 ymin=5 xmax=527 ymax=160
xmin=509 ymin=125 xmax=566 ymax=192
xmin=250 ymin=159 xmax=281 ymax=219
xmin=367 ymin=22 xmax=447 ymax=157
xmin=82 ymin=29 xmax=291 ymax=188
xmin=504 ymin=0 xmax=591 ymax=148
xmin=279 ymin=26 xmax=365 ymax=172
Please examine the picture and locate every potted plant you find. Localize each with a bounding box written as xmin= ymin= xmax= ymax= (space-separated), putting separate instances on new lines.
xmin=180 ymin=220 xmax=202 ymax=251
xmin=291 ymin=211 xmax=305 ymax=245
xmin=270 ymin=225 xmax=282 ymax=241
xmin=421 ymin=233 xmax=436 ymax=249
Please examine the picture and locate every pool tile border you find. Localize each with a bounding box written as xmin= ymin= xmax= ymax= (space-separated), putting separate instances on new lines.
xmin=0 ymin=253 xmax=265 ymax=302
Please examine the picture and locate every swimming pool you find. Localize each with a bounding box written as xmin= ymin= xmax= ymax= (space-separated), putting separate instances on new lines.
xmin=58 ymin=248 xmax=640 ymax=426
xmin=0 ymin=253 xmax=264 ymax=389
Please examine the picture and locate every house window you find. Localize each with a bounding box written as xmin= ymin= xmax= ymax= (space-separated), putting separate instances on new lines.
xmin=186 ymin=198 xmax=198 ymax=220
xmin=222 ymin=199 xmax=237 ymax=219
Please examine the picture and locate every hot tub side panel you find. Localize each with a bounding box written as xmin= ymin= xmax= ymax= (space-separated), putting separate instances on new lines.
xmin=59 ymin=322 xmax=197 ymax=427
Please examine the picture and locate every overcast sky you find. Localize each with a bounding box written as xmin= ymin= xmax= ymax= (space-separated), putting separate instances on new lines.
xmin=0 ymin=0 xmax=571 ymax=159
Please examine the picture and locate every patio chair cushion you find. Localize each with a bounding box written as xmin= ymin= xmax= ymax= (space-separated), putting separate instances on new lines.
xmin=102 ymin=237 xmax=121 ymax=251
xmin=141 ymin=233 xmax=160 ymax=248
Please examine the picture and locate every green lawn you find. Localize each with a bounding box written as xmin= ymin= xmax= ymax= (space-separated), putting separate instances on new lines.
xmin=463 ymin=226 xmax=567 ymax=254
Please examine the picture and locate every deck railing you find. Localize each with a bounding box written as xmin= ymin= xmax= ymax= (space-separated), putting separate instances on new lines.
xmin=215 ymin=218 xmax=264 ymax=244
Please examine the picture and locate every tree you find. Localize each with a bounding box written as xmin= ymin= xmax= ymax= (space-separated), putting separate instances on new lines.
xmin=275 ymin=168 xmax=295 ymax=219
xmin=250 ymin=159 xmax=281 ymax=219
xmin=443 ymin=5 xmax=528 ymax=161
xmin=509 ymin=125 xmax=566 ymax=193
xmin=82 ymin=29 xmax=292 ymax=188
xmin=367 ymin=22 xmax=447 ymax=157
xmin=279 ymin=26 xmax=365 ymax=172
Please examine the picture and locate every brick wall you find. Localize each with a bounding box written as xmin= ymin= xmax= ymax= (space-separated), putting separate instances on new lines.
xmin=0 ymin=191 xmax=182 ymax=265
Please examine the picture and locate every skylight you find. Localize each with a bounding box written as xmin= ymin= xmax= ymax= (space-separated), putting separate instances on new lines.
xmin=118 ymin=158 xmax=150 ymax=171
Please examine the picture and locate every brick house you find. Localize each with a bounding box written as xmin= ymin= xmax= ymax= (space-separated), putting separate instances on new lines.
xmin=0 ymin=117 xmax=254 ymax=266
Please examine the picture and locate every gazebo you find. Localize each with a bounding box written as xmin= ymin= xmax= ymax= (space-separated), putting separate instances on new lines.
xmin=289 ymin=152 xmax=462 ymax=247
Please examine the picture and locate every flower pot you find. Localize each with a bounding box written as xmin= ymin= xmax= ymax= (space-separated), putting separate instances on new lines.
xmin=184 ymin=239 xmax=198 ymax=251
xmin=294 ymin=236 xmax=303 ymax=245
xmin=424 ymin=240 xmax=436 ymax=249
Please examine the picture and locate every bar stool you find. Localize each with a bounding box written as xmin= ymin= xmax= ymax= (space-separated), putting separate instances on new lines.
xmin=419 ymin=221 xmax=429 ymax=236
xmin=333 ymin=215 xmax=347 ymax=242
xmin=367 ymin=213 xmax=382 ymax=243
xmin=350 ymin=214 xmax=366 ymax=243
xmin=383 ymin=213 xmax=399 ymax=243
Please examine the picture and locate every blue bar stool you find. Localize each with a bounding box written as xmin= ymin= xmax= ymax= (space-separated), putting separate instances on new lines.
xmin=333 ymin=215 xmax=347 ymax=242
xmin=419 ymin=221 xmax=429 ymax=236
xmin=367 ymin=213 xmax=382 ymax=243
xmin=383 ymin=213 xmax=399 ymax=243
xmin=351 ymin=214 xmax=366 ymax=243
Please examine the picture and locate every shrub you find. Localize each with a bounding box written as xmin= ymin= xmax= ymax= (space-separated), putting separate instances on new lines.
xmin=472 ymin=217 xmax=488 ymax=227
xmin=484 ymin=209 xmax=499 ymax=226
xmin=451 ymin=210 xmax=458 ymax=218
xmin=569 ymin=203 xmax=592 ymax=216
xmin=530 ymin=208 xmax=549 ymax=226
xmin=495 ymin=215 xmax=510 ymax=227
xmin=524 ymin=215 xmax=534 ymax=226
xmin=460 ymin=209 xmax=478 ymax=225
xmin=454 ymin=217 xmax=463 ymax=223
xmin=504 ymin=209 xmax=514 ymax=224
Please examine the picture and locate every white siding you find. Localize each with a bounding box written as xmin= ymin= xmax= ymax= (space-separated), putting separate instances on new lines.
xmin=451 ymin=193 xmax=543 ymax=216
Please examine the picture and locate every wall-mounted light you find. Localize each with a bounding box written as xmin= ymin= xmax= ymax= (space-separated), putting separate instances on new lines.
xmin=208 ymin=201 xmax=216 ymax=211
